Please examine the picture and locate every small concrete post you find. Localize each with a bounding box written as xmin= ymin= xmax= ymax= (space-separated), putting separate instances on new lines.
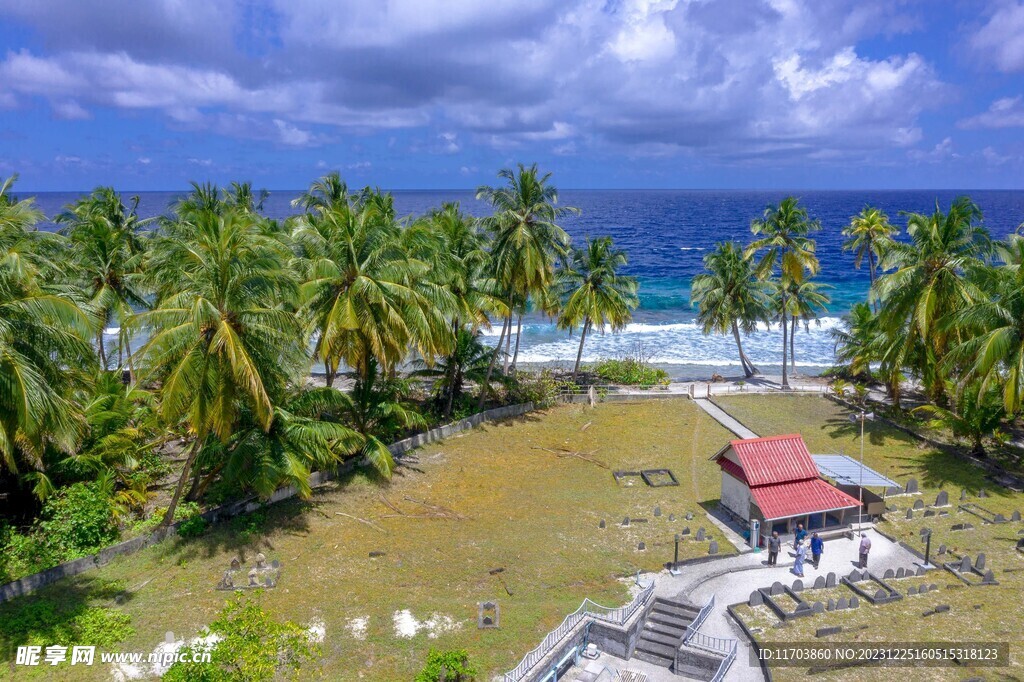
xmin=674 ymin=533 xmax=680 ymax=567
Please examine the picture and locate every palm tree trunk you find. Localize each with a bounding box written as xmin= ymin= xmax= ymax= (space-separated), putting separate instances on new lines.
xmin=325 ymin=360 xmax=336 ymax=388
xmin=868 ymin=249 xmax=878 ymax=313
xmin=510 ymin=313 xmax=523 ymax=373
xmin=502 ymin=314 xmax=513 ymax=375
xmin=780 ymin=296 xmax=789 ymax=389
xmin=731 ymin=321 xmax=755 ymax=378
xmin=124 ymin=334 xmax=136 ymax=385
xmin=162 ymin=441 xmax=197 ymax=527
xmin=97 ymin=329 xmax=107 ymax=371
xmin=790 ymin=317 xmax=797 ymax=374
xmin=572 ymin=318 xmax=591 ymax=380
xmin=477 ymin=316 xmax=510 ymax=411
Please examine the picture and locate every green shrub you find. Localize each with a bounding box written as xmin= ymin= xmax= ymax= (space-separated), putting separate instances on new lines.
xmin=505 ymin=370 xmax=561 ymax=408
xmin=164 ymin=593 xmax=320 ymax=682
xmin=230 ymin=510 xmax=269 ymax=545
xmin=0 ymin=598 xmax=134 ymax=649
xmin=415 ymin=649 xmax=477 ymax=682
xmin=591 ymin=358 xmax=669 ymax=388
xmin=177 ymin=515 xmax=209 ymax=539
xmin=38 ymin=482 xmax=119 ymax=559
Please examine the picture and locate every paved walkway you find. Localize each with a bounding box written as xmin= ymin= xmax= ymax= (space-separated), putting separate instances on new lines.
xmin=692 ymin=399 xmax=759 ymax=439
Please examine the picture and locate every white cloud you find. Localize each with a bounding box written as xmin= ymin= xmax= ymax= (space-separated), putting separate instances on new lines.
xmin=187 ymin=157 xmax=213 ymax=166
xmin=137 ymin=157 xmax=151 ymax=164
xmin=959 ymin=96 xmax=1024 ymax=129
xmin=52 ymin=100 xmax=90 ymax=120
xmin=969 ymin=1 xmax=1024 ymax=73
xmin=273 ymin=119 xmax=313 ymax=146
xmin=909 ymin=136 xmax=957 ymax=162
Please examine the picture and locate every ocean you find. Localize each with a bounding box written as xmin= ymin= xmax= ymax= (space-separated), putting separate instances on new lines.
xmin=28 ymin=189 xmax=1024 ymax=379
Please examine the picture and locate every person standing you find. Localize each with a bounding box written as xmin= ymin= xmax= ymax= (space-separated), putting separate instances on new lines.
xmin=767 ymin=531 xmax=781 ymax=566
xmin=810 ymin=532 xmax=823 ymax=569
xmin=859 ymin=533 xmax=871 ymax=569
xmin=794 ymin=523 xmax=808 ymax=548
xmin=793 ymin=541 xmax=806 ymax=578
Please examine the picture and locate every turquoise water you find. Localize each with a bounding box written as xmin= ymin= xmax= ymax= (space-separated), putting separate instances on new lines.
xmin=30 ymin=189 xmax=1024 ymax=377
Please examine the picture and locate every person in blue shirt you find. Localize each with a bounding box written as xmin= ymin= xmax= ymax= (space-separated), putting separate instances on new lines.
xmin=794 ymin=523 xmax=808 ymax=547
xmin=792 ymin=541 xmax=806 ymax=578
xmin=810 ymin=532 xmax=824 ymax=569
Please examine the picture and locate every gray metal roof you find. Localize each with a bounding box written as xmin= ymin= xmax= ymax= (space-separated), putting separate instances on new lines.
xmin=812 ymin=454 xmax=900 ymax=488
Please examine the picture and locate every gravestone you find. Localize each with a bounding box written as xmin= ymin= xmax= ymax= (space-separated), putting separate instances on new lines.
xmin=812 ymin=601 xmax=825 ymax=613
xmin=827 ymin=598 xmax=836 ymax=611
xmin=913 ymin=499 xmax=925 ymax=510
xmin=886 ymin=485 xmax=902 ymax=496
xmin=230 ymin=557 xmax=241 ymax=571
xmin=938 ymin=544 xmax=947 ymax=555
xmin=917 ymin=585 xmax=926 ymax=594
xmin=685 ymin=512 xmax=694 ymax=520
xmin=599 ymin=519 xmax=606 ymax=529
xmin=979 ymin=489 xmax=987 ymax=498
xmin=848 ymin=569 xmax=862 ymax=581
xmin=653 ymin=506 xmax=661 ymax=517
xmin=916 ymin=566 xmax=926 ymax=576
xmin=961 ymin=489 xmax=968 ymax=501
xmin=939 ymin=511 xmax=950 ymax=517
xmin=478 ymin=601 xmax=500 ymax=628
xmin=749 ymin=591 xmax=764 ymax=607
xmin=883 ymin=568 xmax=895 ymax=579
xmin=814 ymin=576 xmax=826 ymax=589
xmin=1012 ymin=511 xmax=1021 ymax=522
xmin=1016 ymin=537 xmax=1024 ymax=551
xmin=896 ymin=567 xmax=906 ymax=579
xmin=907 ymin=586 xmax=917 ymax=595
xmin=924 ymin=510 xmax=935 ymax=518
xmin=770 ymin=581 xmax=784 ymax=596
xmin=795 ymin=602 xmax=812 ymax=614
xmin=906 ymin=509 xmax=914 ymax=520
xmin=816 ymin=625 xmax=842 ymax=637
xmin=681 ymin=527 xmax=691 ymax=535
xmin=668 ymin=514 xmax=675 ymax=522
xmin=850 ymin=596 xmax=859 ymax=608
xmin=935 ymin=604 xmax=950 ymax=613
xmin=975 ymin=553 xmax=986 ymax=570
xmin=906 ymin=478 xmax=919 ymax=494
xmin=964 ymin=522 xmax=975 ymax=530
xmin=874 ymin=589 xmax=888 ymax=601
xmin=708 ymin=540 xmax=719 ymax=555
xmin=930 ymin=584 xmax=938 ymax=590
xmin=369 ymin=551 xmax=386 ymax=558
xmin=959 ymin=555 xmax=972 ymax=573
xmin=826 ymin=572 xmax=837 ymax=588
xmin=637 ymin=542 xmax=646 ymax=551
xmin=836 ymin=597 xmax=848 ymax=610
xmin=622 ymin=516 xmax=630 ymax=527
xmin=792 ymin=579 xmax=804 ymax=592
xmin=696 ymin=527 xmax=706 ymax=541
xmin=993 ymin=514 xmax=1006 ymax=524
xmin=935 ymin=491 xmax=949 ymax=507
xmin=983 ymin=570 xmax=996 ymax=584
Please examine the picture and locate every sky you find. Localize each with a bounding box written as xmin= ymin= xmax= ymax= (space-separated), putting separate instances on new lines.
xmin=0 ymin=0 xmax=1023 ymax=191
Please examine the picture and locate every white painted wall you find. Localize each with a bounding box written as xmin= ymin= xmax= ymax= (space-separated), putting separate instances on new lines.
xmin=720 ymin=472 xmax=751 ymax=520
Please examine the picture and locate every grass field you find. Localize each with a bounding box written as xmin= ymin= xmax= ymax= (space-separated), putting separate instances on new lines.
xmin=716 ymin=394 xmax=1024 ymax=681
xmin=0 ymin=399 xmax=733 ymax=681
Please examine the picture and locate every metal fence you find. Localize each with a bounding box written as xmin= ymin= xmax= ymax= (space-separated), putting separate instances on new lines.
xmin=683 ymin=594 xmax=715 ymax=644
xmin=502 ymin=580 xmax=655 ymax=682
xmin=680 ymin=594 xmax=738 ymax=682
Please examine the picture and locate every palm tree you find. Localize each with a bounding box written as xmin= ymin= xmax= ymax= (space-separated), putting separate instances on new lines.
xmin=690 ymin=242 xmax=772 ymax=378
xmin=414 ymin=327 xmax=494 ymax=417
xmin=476 ymin=164 xmax=578 ymax=404
xmin=291 ymin=172 xmax=349 ymax=214
xmin=830 ymin=302 xmax=878 ymax=380
xmin=747 ymin=197 xmax=820 ymax=388
xmin=842 ymin=207 xmax=897 ymax=307
xmin=0 ymin=175 xmax=95 ymax=498
xmin=557 ymin=237 xmax=638 ymax=380
xmin=134 ymin=207 xmax=304 ymax=525
xmin=55 ymin=187 xmax=149 ymax=375
xmin=944 ymin=234 xmax=1024 ymax=415
xmin=784 ymin=278 xmax=831 ymax=372
xmin=914 ymin=380 xmax=1004 ymax=456
xmin=874 ymin=197 xmax=990 ymax=403
xmin=291 ymin=186 xmax=452 ymax=386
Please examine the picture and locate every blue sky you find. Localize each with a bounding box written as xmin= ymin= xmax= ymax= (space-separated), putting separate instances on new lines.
xmin=0 ymin=0 xmax=1023 ymax=191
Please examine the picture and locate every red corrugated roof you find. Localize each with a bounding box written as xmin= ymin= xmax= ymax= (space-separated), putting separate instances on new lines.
xmin=750 ymin=478 xmax=861 ymax=520
xmin=724 ymin=434 xmax=820 ymax=486
xmin=718 ymin=458 xmax=747 ymax=483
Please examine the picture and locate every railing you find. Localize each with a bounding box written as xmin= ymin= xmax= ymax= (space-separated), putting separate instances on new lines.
xmin=711 ymin=639 xmax=738 ymax=682
xmin=683 ymin=594 xmax=715 ymax=644
xmin=502 ymin=580 xmax=655 ymax=682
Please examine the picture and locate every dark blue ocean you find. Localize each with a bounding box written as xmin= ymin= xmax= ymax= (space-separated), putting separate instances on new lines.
xmin=28 ymin=189 xmax=1024 ymax=378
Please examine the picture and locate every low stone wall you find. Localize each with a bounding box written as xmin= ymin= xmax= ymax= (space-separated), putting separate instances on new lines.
xmin=0 ymin=402 xmax=536 ymax=604
xmin=675 ymin=646 xmax=726 ymax=681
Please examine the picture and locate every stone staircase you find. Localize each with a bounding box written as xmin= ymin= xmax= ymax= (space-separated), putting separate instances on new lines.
xmin=632 ymin=597 xmax=699 ymax=669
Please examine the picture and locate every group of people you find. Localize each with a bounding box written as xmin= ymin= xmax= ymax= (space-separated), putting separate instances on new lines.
xmin=764 ymin=524 xmax=872 ymax=578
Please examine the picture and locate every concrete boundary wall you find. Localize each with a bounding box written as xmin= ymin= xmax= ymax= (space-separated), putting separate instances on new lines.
xmin=0 ymin=402 xmax=536 ymax=604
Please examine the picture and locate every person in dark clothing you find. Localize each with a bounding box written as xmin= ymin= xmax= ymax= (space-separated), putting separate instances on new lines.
xmin=810 ymin=532 xmax=823 ymax=568
xmin=767 ymin=531 xmax=781 ymax=566
xmin=794 ymin=523 xmax=808 ymax=547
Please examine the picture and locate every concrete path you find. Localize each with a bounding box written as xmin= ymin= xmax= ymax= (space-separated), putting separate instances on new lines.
xmin=692 ymin=398 xmax=759 ymax=439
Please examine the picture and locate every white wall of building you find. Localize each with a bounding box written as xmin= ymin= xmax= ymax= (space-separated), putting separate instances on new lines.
xmin=720 ymin=472 xmax=751 ymax=520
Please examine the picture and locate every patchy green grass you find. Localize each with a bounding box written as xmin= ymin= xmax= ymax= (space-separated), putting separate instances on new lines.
xmin=0 ymin=400 xmax=733 ymax=681
xmin=718 ymin=394 xmax=1024 ymax=681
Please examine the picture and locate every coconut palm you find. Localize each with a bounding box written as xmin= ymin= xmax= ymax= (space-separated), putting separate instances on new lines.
xmin=874 ymin=197 xmax=990 ymax=402
xmin=842 ymin=207 xmax=897 ymax=302
xmin=0 ymin=176 xmax=95 ymax=497
xmin=291 ymin=187 xmax=453 ymax=386
xmin=690 ymin=242 xmax=772 ymax=378
xmin=414 ymin=327 xmax=494 ymax=417
xmin=747 ymin=197 xmax=820 ymax=388
xmin=476 ymin=164 xmax=578 ymax=403
xmin=557 ymin=237 xmax=639 ymax=380
xmin=134 ymin=207 xmax=303 ymax=525
xmin=830 ymin=302 xmax=879 ymax=380
xmin=291 ymin=172 xmax=349 ymax=214
xmin=914 ymin=380 xmax=1004 ymax=456
xmin=55 ymin=187 xmax=150 ymax=374
xmin=784 ymin=277 xmax=831 ymax=372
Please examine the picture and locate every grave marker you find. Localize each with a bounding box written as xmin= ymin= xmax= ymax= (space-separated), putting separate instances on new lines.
xmin=814 ymin=576 xmax=825 ymax=589
xmin=708 ymin=541 xmax=719 ymax=555
xmin=637 ymin=542 xmax=646 ymax=551
xmin=696 ymin=527 xmax=706 ymax=541
xmin=792 ymin=579 xmax=804 ymax=592
xmin=875 ymin=589 xmax=888 ymax=601
xmin=749 ymin=591 xmax=764 ymax=607
xmin=836 ymin=597 xmax=848 ymax=610
xmin=826 ymin=572 xmax=837 ymax=588
xmin=935 ymin=491 xmax=949 ymax=507
xmin=1012 ymin=511 xmax=1021 ymax=522
xmin=812 ymin=601 xmax=825 ymax=613
xmin=770 ymin=582 xmax=784 ymax=596
xmin=960 ymin=489 xmax=968 ymax=501
xmin=924 ymin=510 xmax=935 ymax=517
xmin=975 ymin=553 xmax=986 ymax=570
xmin=653 ymin=506 xmax=661 ymax=517
xmin=959 ymin=555 xmax=972 ymax=573
xmin=883 ymin=569 xmax=895 ymax=579
xmin=850 ymin=596 xmax=859 ymax=608
xmin=599 ymin=519 xmax=606 ymax=529
xmin=907 ymin=586 xmax=917 ymax=595
xmin=983 ymin=570 xmax=996 ymax=584
xmin=827 ymin=598 xmax=836 ymax=611
xmin=816 ymin=626 xmax=842 ymax=637
xmin=993 ymin=514 xmax=1006 ymax=524
xmin=913 ymin=499 xmax=925 ymax=510
xmin=622 ymin=516 xmax=630 ymax=527
xmin=906 ymin=478 xmax=919 ymax=494
xmin=906 ymin=509 xmax=914 ymax=520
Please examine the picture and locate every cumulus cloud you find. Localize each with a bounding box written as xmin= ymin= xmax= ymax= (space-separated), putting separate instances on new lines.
xmin=0 ymin=0 xmax=948 ymax=165
xmin=969 ymin=1 xmax=1024 ymax=72
xmin=959 ymin=96 xmax=1024 ymax=129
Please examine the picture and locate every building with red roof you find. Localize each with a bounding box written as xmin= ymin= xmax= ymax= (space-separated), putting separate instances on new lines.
xmin=712 ymin=434 xmax=861 ymax=543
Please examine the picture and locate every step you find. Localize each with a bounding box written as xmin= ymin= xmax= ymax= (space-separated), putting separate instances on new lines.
xmin=652 ymin=603 xmax=698 ymax=620
xmin=643 ymin=620 xmax=687 ymax=639
xmin=637 ymin=630 xmax=679 ymax=647
xmin=632 ymin=647 xmax=674 ymax=668
xmin=646 ymin=611 xmax=692 ymax=629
